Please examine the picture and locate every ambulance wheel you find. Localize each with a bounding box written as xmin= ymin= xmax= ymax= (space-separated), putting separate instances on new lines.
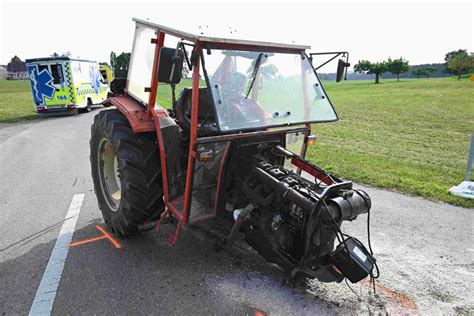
xmin=80 ymin=99 xmax=92 ymax=113
xmin=90 ymin=109 xmax=165 ymax=235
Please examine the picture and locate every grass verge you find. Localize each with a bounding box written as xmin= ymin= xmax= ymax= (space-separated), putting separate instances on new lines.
xmin=310 ymin=78 xmax=473 ymax=208
xmin=0 ymin=80 xmax=37 ymax=122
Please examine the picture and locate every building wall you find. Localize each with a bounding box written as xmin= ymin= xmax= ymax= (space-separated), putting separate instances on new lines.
xmin=7 ymin=71 xmax=28 ymax=80
xmin=0 ymin=66 xmax=7 ymax=80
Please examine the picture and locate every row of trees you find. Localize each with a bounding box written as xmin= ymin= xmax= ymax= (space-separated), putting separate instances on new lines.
xmin=354 ymin=58 xmax=409 ymax=83
xmin=411 ymin=67 xmax=436 ymax=79
xmin=354 ymin=49 xmax=474 ymax=84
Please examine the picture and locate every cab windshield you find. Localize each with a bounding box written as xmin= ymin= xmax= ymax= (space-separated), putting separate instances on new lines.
xmin=204 ymin=50 xmax=338 ymax=132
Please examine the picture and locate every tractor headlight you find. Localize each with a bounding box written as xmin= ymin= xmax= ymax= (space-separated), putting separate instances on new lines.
xmin=197 ymin=144 xmax=214 ymax=162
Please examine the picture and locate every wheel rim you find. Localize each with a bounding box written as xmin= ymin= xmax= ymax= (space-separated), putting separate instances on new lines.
xmin=98 ymin=138 xmax=121 ymax=211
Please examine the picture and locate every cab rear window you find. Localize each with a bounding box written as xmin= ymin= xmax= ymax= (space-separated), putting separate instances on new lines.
xmin=50 ymin=64 xmax=64 ymax=84
xmin=38 ymin=65 xmax=48 ymax=73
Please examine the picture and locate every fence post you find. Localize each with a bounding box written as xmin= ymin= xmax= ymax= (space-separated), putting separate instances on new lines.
xmin=449 ymin=132 xmax=474 ymax=199
xmin=465 ymin=132 xmax=474 ymax=181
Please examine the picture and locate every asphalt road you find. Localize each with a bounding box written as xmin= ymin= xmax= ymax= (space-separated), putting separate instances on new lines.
xmin=0 ymin=107 xmax=472 ymax=315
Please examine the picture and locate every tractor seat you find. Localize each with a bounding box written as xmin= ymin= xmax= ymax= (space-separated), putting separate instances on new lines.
xmin=175 ymin=88 xmax=218 ymax=137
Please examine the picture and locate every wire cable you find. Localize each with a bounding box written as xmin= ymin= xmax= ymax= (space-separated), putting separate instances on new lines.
xmin=345 ymin=278 xmax=362 ymax=302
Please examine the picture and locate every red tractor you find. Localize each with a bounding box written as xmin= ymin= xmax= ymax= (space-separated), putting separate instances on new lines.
xmin=90 ymin=18 xmax=377 ymax=285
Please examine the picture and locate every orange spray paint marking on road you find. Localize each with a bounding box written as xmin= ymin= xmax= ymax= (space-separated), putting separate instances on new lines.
xmin=362 ymin=279 xmax=417 ymax=311
xmin=69 ymin=225 xmax=122 ymax=249
xmin=95 ymin=225 xmax=122 ymax=249
xmin=68 ymin=235 xmax=107 ymax=246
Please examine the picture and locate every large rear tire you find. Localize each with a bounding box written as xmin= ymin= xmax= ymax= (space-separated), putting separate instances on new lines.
xmin=90 ymin=109 xmax=165 ymax=235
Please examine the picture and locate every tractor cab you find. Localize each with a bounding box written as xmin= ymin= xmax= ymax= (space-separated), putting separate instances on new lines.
xmin=121 ymin=20 xmax=339 ymax=224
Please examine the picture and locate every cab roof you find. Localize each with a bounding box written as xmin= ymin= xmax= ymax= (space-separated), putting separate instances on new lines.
xmin=133 ymin=18 xmax=311 ymax=52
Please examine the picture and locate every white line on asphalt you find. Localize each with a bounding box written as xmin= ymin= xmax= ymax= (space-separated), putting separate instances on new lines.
xmin=29 ymin=194 xmax=85 ymax=316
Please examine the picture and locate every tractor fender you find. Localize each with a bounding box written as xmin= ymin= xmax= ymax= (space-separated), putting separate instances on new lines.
xmin=103 ymin=95 xmax=168 ymax=133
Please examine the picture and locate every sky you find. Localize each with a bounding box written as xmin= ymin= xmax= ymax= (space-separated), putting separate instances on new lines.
xmin=1 ymin=0 xmax=473 ymax=72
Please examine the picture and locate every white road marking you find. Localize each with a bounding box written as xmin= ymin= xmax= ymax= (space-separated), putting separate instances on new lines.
xmin=29 ymin=194 xmax=85 ymax=316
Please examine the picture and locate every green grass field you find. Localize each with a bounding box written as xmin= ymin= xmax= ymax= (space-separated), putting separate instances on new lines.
xmin=0 ymin=80 xmax=37 ymax=121
xmin=1 ymin=77 xmax=472 ymax=207
xmin=311 ymin=78 xmax=473 ymax=208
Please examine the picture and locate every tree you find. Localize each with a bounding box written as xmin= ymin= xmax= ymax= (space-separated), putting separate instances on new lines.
xmin=246 ymin=59 xmax=279 ymax=79
xmin=444 ymin=49 xmax=468 ymax=63
xmin=425 ymin=67 xmax=437 ymax=78
xmin=387 ymin=57 xmax=409 ymax=81
xmin=259 ymin=64 xmax=278 ymax=79
xmin=411 ymin=67 xmax=437 ymax=79
xmin=110 ymin=51 xmax=117 ymax=69
xmin=411 ymin=68 xmax=425 ymax=79
xmin=447 ymin=53 xmax=474 ymax=79
xmin=444 ymin=49 xmax=469 ymax=75
xmin=10 ymin=55 xmax=22 ymax=63
xmin=353 ymin=60 xmax=387 ymax=84
xmin=51 ymin=52 xmax=59 ymax=57
xmin=114 ymin=52 xmax=131 ymax=78
xmin=7 ymin=55 xmax=26 ymax=73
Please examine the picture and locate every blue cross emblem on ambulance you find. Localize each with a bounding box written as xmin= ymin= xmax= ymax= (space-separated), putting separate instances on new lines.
xmin=28 ymin=65 xmax=55 ymax=104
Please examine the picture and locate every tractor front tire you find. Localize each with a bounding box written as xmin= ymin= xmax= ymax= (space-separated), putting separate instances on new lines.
xmin=90 ymin=109 xmax=165 ymax=235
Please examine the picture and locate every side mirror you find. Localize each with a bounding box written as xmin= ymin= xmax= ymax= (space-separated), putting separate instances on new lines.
xmin=158 ymin=47 xmax=184 ymax=84
xmin=336 ymin=59 xmax=350 ymax=82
